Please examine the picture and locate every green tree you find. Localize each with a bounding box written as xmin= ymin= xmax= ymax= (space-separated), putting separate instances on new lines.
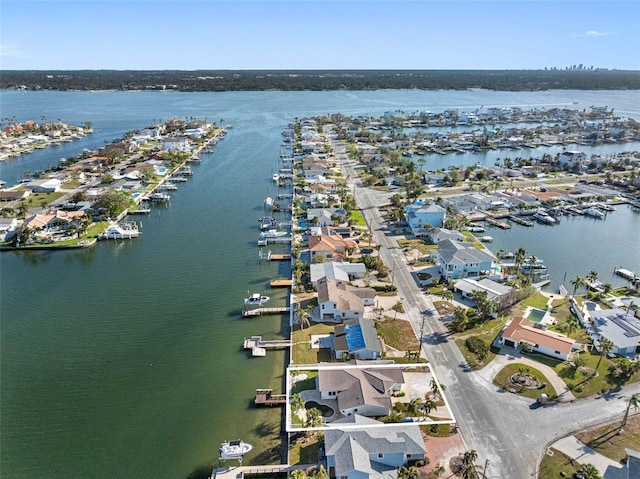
xmin=571 ymin=275 xmax=586 ymax=297
xmin=595 ymin=337 xmax=614 ymax=373
xmin=96 ymin=190 xmax=132 ymax=218
xmin=578 ymin=463 xmax=601 ymax=479
xmin=16 ymin=200 xmax=29 ymax=219
xmin=398 ymin=466 xmax=418 ymax=479
xmin=291 ymin=393 xmax=305 ymax=414
xmin=305 ymin=408 xmax=322 ymax=428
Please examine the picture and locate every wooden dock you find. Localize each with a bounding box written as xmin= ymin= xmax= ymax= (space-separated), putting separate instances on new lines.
xmin=485 ymin=217 xmax=511 ymax=229
xmin=243 ymin=336 xmax=291 ymax=356
xmin=269 ymin=253 xmax=291 ymax=261
xmin=254 ymin=389 xmax=286 ymax=407
xmin=242 ymin=306 xmax=290 ymax=317
xmin=270 ymin=278 xmax=292 ymax=287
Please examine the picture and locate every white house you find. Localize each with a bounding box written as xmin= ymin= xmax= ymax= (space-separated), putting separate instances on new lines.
xmin=500 ymin=317 xmax=576 ymax=361
xmin=316 ymin=278 xmax=376 ymax=322
xmin=317 ymin=367 xmax=404 ymax=417
xmin=0 ymin=218 xmax=19 ymax=242
xmin=559 ymin=151 xmax=587 ymax=167
xmin=590 ymin=309 xmax=640 ymax=358
xmin=325 ymin=415 xmax=427 ymax=479
xmin=25 ymin=178 xmax=63 ymax=193
xmin=436 ymin=239 xmax=500 ymax=281
xmin=162 ymin=137 xmax=190 ymax=152
xmin=310 ymin=261 xmax=366 ymax=286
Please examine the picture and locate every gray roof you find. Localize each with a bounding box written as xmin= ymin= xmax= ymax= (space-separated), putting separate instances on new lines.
xmin=429 ymin=228 xmax=465 ymax=243
xmin=318 ymin=368 xmax=404 ymax=412
xmin=455 ymin=278 xmax=513 ymax=301
xmin=437 ymin=239 xmax=497 ymax=265
xmin=310 ymin=262 xmax=366 ymax=284
xmin=325 ymin=416 xmax=427 ymax=477
xmin=592 ymin=308 xmax=640 ymax=352
xmin=627 ymin=448 xmax=640 ymax=479
xmin=317 ymin=278 xmax=375 ymax=313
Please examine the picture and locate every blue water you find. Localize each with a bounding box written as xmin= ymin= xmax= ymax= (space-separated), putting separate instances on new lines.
xmin=1 ymin=89 xmax=639 ymax=479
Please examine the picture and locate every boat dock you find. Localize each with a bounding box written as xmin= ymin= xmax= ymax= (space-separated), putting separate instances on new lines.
xmin=242 ymin=306 xmax=290 ymax=317
xmin=254 ymin=389 xmax=286 ymax=406
xmin=257 ymin=236 xmax=292 ymax=246
xmin=269 ymin=253 xmax=291 ymax=261
xmin=243 ymin=336 xmax=291 ymax=356
xmin=485 ymin=217 xmax=511 ymax=229
xmin=270 ymin=279 xmax=293 ymax=287
xmin=615 ymin=268 xmax=638 ymax=281
xmin=509 ymin=215 xmax=534 ymax=227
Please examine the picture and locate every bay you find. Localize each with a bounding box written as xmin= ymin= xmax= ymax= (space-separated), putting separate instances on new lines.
xmin=1 ymin=89 xmax=639 ymax=479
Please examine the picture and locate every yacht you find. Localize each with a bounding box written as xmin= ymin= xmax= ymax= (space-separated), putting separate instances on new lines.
xmin=533 ymin=209 xmax=556 ymax=224
xmin=147 ymin=192 xmax=170 ymax=202
xmin=98 ymin=222 xmax=140 ymax=240
xmin=219 ymin=440 xmax=253 ymax=460
xmin=244 ymin=293 xmax=270 ymax=306
xmin=272 ymin=173 xmax=280 ymax=182
xmin=585 ymin=207 xmax=605 ymax=218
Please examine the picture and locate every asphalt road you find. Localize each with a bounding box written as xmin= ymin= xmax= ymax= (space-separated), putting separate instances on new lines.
xmin=327 ymin=129 xmax=639 ymax=479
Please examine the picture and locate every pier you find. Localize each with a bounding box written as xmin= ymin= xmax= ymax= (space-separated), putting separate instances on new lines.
xmin=485 ymin=217 xmax=511 ymax=229
xmin=270 ymin=279 xmax=292 ymax=287
xmin=254 ymin=389 xmax=286 ymax=407
xmin=509 ymin=215 xmax=534 ymax=227
xmin=243 ymin=336 xmax=291 ymax=356
xmin=269 ymin=253 xmax=291 ymax=261
xmin=242 ymin=306 xmax=290 ymax=317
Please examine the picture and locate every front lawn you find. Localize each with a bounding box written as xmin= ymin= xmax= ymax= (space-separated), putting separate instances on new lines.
xmin=575 ymin=415 xmax=640 ymax=463
xmin=375 ymin=318 xmax=419 ymax=351
xmin=492 ymin=363 xmax=558 ymax=399
xmin=554 ymin=351 xmax=623 ymax=397
xmin=26 ymin=191 xmax=65 ymax=207
xmin=347 ymin=210 xmax=366 ymax=227
xmin=520 ymin=292 xmax=549 ymax=311
xmin=538 ymin=448 xmax=581 ymax=479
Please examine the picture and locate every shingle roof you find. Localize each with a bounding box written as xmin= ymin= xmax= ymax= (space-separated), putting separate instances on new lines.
xmin=503 ymin=317 xmax=575 ymax=354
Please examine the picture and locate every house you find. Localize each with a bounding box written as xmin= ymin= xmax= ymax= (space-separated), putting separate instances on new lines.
xmin=162 ymin=137 xmax=190 ymax=152
xmin=25 ymin=178 xmax=62 ymax=193
xmin=453 ymin=278 xmax=515 ymax=310
xmin=0 ymin=218 xmax=19 ymax=242
xmin=317 ymin=278 xmax=376 ymax=322
xmin=334 ymin=318 xmax=383 ymax=360
xmin=307 ymin=208 xmax=347 ymax=227
xmin=317 ymin=367 xmax=404 ymax=417
xmin=559 ymin=151 xmax=587 ymax=167
xmin=310 ymin=261 xmax=366 ymax=286
xmin=427 ymin=228 xmax=465 ymax=244
xmin=436 ymin=239 xmax=500 ymax=280
xmin=590 ymin=309 xmax=640 ymax=358
xmin=0 ymin=189 xmax=32 ymax=201
xmin=309 ymin=235 xmax=358 ymax=262
xmin=500 ymin=317 xmax=576 ymax=361
xmin=626 ymin=449 xmax=640 ymax=479
xmin=405 ymin=203 xmax=446 ymax=237
xmin=325 ymin=415 xmax=427 ymax=479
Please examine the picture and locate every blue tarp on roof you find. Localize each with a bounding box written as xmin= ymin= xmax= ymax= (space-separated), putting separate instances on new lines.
xmin=345 ymin=324 xmax=365 ymax=350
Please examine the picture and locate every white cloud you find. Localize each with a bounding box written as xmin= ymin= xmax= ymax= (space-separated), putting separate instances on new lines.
xmin=0 ymin=44 xmax=23 ymax=57
xmin=573 ymin=30 xmax=612 ymax=38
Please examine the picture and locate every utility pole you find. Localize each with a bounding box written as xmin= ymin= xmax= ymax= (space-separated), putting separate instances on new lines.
xmin=420 ymin=313 xmax=427 ymax=363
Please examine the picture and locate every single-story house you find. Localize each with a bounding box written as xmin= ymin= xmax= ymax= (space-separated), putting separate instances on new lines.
xmin=500 ymin=317 xmax=576 ymax=361
xmin=317 ymin=367 xmax=404 ymax=417
xmin=453 ymin=278 xmax=515 ymax=310
xmin=590 ymin=309 xmax=640 ymax=358
xmin=325 ymin=415 xmax=427 ymax=479
xmin=0 ymin=218 xmax=19 ymax=242
xmin=0 ymin=189 xmax=32 ymax=201
xmin=25 ymin=178 xmax=62 ymax=193
xmin=310 ymin=261 xmax=366 ymax=286
xmin=334 ymin=317 xmax=383 ymax=360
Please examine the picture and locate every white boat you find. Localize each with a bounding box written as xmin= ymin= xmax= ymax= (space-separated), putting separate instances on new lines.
xmin=147 ymin=192 xmax=170 ymax=202
xmin=244 ymin=293 xmax=270 ymax=306
xmin=479 ymin=235 xmax=493 ymax=242
xmin=259 ymin=229 xmax=289 ymax=239
xmin=272 ymin=173 xmax=280 ymax=182
xmin=258 ymin=217 xmax=277 ymax=230
xmin=533 ymin=210 xmax=556 ymax=224
xmin=98 ymin=222 xmax=140 ymax=240
xmin=159 ymin=182 xmax=178 ymax=191
xmin=264 ymin=197 xmax=274 ymax=209
xmin=585 ymin=207 xmax=605 ymax=218
xmin=219 ymin=440 xmax=253 ymax=459
xmin=468 ymin=225 xmax=485 ymax=233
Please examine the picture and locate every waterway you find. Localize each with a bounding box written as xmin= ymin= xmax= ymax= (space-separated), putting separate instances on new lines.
xmin=1 ymin=89 xmax=639 ymax=479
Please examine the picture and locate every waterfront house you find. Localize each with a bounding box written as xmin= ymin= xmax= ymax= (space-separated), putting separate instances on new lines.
xmin=0 ymin=218 xmax=19 ymax=242
xmin=25 ymin=178 xmax=62 ymax=193
xmin=499 ymin=317 xmax=575 ymax=361
xmin=559 ymin=151 xmax=587 ymax=167
xmin=590 ymin=309 xmax=640 ymax=358
xmin=325 ymin=415 xmax=427 ymax=479
xmin=307 ymin=208 xmax=347 ymax=227
xmin=162 ymin=137 xmax=190 ymax=152
xmin=453 ymin=278 xmax=515 ymax=310
xmin=334 ymin=317 xmax=383 ymax=360
xmin=427 ymin=228 xmax=465 ymax=244
xmin=309 ymin=234 xmax=358 ymax=262
xmin=405 ymin=203 xmax=446 ymax=237
xmin=317 ymin=367 xmax=404 ymax=417
xmin=316 ymin=278 xmax=375 ymax=322
xmin=310 ymin=261 xmax=366 ymax=286
xmin=436 ymin=239 xmax=500 ymax=281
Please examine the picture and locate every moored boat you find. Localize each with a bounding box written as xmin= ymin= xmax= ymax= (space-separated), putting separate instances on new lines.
xmin=244 ymin=293 xmax=270 ymax=306
xmin=585 ymin=207 xmax=605 ymax=218
xmin=533 ymin=209 xmax=556 ymax=224
xmin=219 ymin=440 xmax=253 ymax=459
xmin=98 ymin=222 xmax=140 ymax=240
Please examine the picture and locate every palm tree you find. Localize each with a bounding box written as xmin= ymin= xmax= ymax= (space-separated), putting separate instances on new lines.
xmin=515 ymin=247 xmax=526 ymax=270
xmin=451 ymin=307 xmax=469 ymax=332
xmin=421 ymin=398 xmax=438 ymax=417
xmin=570 ymin=275 xmax=586 ymax=298
xmin=586 ymin=270 xmax=599 ymax=286
xmin=305 ymin=408 xmax=322 ymax=428
xmin=619 ymin=393 xmax=640 ymax=432
xmin=440 ymin=289 xmax=453 ymax=302
xmin=578 ymin=463 xmax=601 ymax=479
xmin=462 ymin=465 xmax=477 ymax=479
xmin=291 ymin=393 xmax=304 ymax=414
xmin=595 ymin=337 xmax=614 ymax=373
xmin=462 ymin=449 xmax=478 ymax=467
xmin=564 ymin=316 xmax=580 ymax=337
xmin=407 ymin=397 xmax=422 ymax=416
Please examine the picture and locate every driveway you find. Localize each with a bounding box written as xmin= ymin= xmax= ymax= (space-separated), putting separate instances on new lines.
xmin=551 ymin=436 xmax=626 ymax=479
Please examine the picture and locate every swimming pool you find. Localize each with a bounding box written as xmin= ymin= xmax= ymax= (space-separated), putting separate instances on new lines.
xmin=527 ymin=308 xmax=546 ymax=323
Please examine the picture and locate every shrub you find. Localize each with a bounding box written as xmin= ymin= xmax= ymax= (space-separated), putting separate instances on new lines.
xmin=466 ymin=336 xmax=489 ymax=360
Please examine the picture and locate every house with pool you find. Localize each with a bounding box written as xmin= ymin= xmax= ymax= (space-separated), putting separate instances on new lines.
xmin=499 ymin=317 xmax=576 ymax=361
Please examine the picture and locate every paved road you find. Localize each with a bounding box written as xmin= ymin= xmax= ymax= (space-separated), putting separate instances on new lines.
xmin=327 ymin=128 xmax=639 ymax=479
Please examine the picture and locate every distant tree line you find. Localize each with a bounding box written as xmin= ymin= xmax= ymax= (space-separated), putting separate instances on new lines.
xmin=2 ymin=69 xmax=639 ymax=92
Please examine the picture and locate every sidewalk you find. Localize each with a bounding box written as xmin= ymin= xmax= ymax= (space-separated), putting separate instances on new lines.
xmin=550 ymin=436 xmax=626 ymax=479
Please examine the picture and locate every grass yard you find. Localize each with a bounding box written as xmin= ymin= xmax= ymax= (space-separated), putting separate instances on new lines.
xmin=289 ymin=433 xmax=322 ymax=465
xmin=396 ymin=238 xmax=433 ymax=255
xmin=61 ymin=180 xmax=82 ymax=189
xmin=26 ymin=191 xmax=65 ymax=207
xmin=348 ymin=210 xmax=366 ymax=227
xmin=554 ymin=351 xmax=626 ymax=397
xmin=520 ymin=292 xmax=550 ymax=312
xmin=290 ymin=371 xmax=319 ymax=395
xmin=375 ymin=318 xmax=419 ymax=351
xmin=492 ymin=363 xmax=558 ymax=399
xmin=575 ymin=415 xmax=640 ymax=463
xmin=291 ymin=323 xmax=334 ymax=364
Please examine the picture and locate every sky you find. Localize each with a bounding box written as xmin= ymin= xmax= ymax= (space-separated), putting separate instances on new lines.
xmin=1 ymin=0 xmax=639 ymax=70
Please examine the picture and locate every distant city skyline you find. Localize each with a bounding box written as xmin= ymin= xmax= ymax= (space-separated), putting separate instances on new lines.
xmin=1 ymin=1 xmax=639 ymax=71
